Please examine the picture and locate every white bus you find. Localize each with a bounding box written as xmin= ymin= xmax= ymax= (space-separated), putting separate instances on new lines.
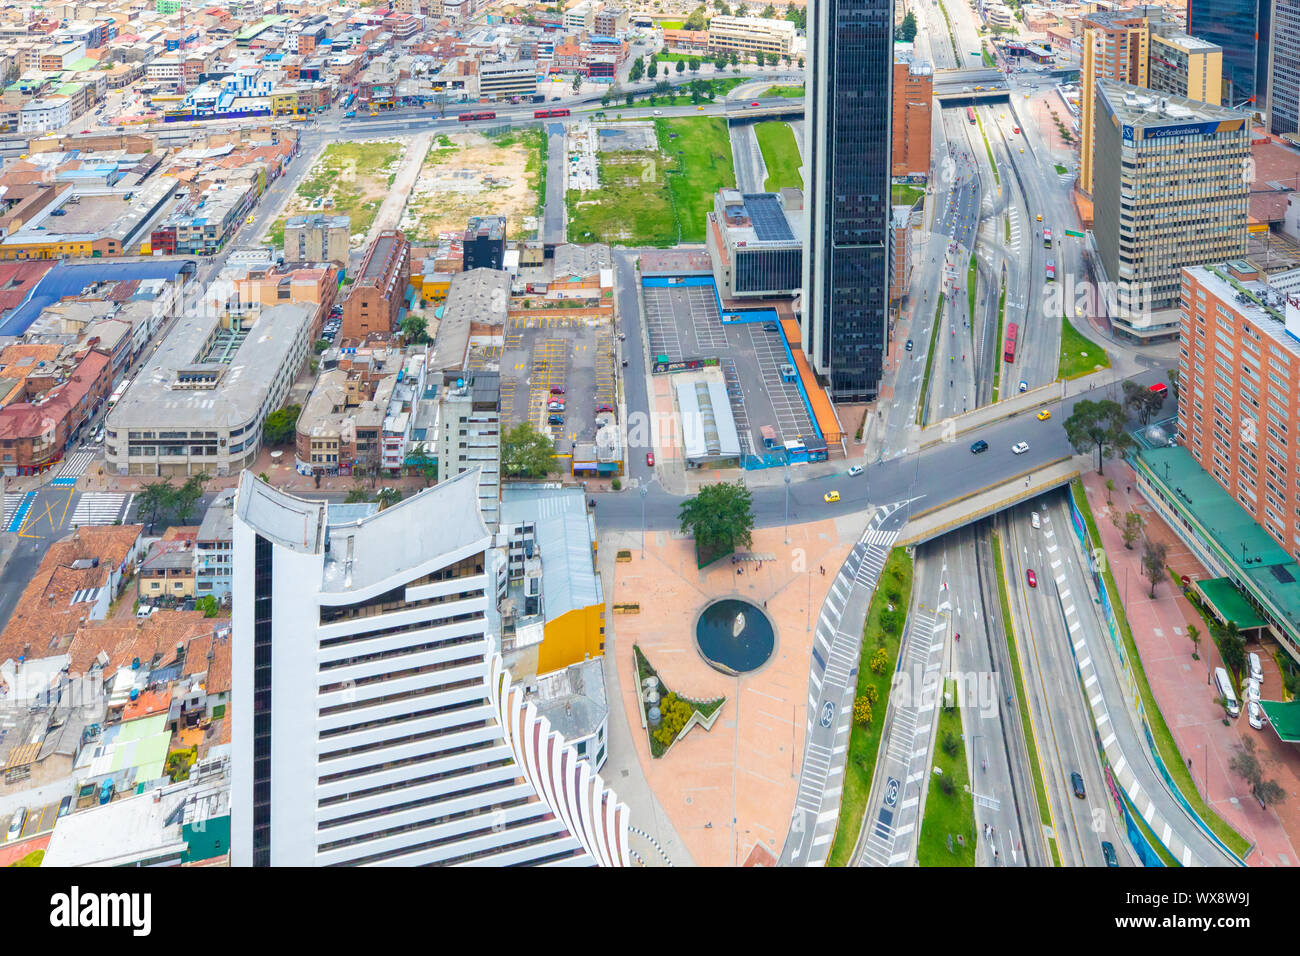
xmin=1215 ymin=666 xmax=1239 ymax=718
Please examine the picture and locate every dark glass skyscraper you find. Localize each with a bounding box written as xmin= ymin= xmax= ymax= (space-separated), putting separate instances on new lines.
xmin=1188 ymin=0 xmax=1271 ymax=107
xmin=801 ymin=0 xmax=893 ymax=402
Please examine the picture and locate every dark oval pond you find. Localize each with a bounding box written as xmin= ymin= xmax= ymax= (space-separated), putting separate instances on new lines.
xmin=695 ymin=598 xmax=775 ymax=675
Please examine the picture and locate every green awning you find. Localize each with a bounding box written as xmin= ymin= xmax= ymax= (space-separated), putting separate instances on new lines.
xmin=1259 ymin=700 xmax=1300 ymax=743
xmin=1194 ymin=578 xmax=1268 ymax=630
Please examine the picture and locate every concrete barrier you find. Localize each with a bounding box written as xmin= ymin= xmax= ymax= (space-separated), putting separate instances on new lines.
xmin=915 ymin=381 xmax=1065 ymax=450
xmin=899 ymin=456 xmax=1079 ymax=546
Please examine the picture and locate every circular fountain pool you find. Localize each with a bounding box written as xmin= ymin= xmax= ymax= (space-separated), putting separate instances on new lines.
xmin=694 ymin=598 xmax=776 ymax=675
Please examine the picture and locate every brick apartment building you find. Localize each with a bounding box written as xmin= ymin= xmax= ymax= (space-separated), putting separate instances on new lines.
xmin=892 ymin=47 xmax=933 ymax=180
xmin=340 ymin=230 xmax=411 ymax=341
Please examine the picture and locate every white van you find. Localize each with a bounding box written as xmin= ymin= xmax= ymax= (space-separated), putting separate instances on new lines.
xmin=1215 ymin=666 xmax=1239 ymax=718
xmin=1249 ymin=652 xmax=1263 ymax=684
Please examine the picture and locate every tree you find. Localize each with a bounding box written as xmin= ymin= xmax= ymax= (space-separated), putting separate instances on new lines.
xmin=853 ymin=695 xmax=872 ymax=727
xmin=629 ymin=56 xmax=645 ymax=82
xmin=713 ymin=0 xmax=730 ymax=12
xmin=684 ymin=7 xmax=707 ymax=30
xmin=648 ymin=57 xmax=658 ymax=80
xmin=1121 ymin=510 xmax=1143 ymax=550
xmin=785 ymin=6 xmax=806 ymax=30
xmin=689 ymin=56 xmax=701 ymax=72
xmin=729 ymin=51 xmax=739 ymax=69
xmin=195 ymin=595 xmax=220 ymax=618
xmin=376 ymin=487 xmax=404 ymax=510
xmin=502 ymin=421 xmax=556 ymax=477
xmin=406 ymin=447 xmax=436 ymax=486
xmin=344 ymin=487 xmax=372 ymax=504
xmin=733 ymin=2 xmax=747 ymax=15
xmin=314 ymin=338 xmax=332 ymax=354
xmin=897 ymin=11 xmax=917 ymax=41
xmin=625 ymin=91 xmax=635 ymax=106
xmin=1167 ymin=367 xmax=1181 ymax=404
xmin=755 ymin=50 xmax=766 ymax=68
xmin=173 ymin=472 xmax=208 ymax=524
xmin=1229 ymin=738 xmax=1287 ymax=808
xmin=1188 ymin=623 xmax=1201 ymax=660
xmin=1122 ymin=379 xmax=1165 ymax=426
xmin=676 ymin=58 xmax=686 ymax=73
xmin=678 ymin=481 xmax=755 ymax=559
xmin=1063 ymin=399 xmax=1132 ymax=475
xmin=262 ymin=404 xmax=301 ymax=447
xmin=1214 ymin=620 xmax=1247 ymax=678
xmin=761 ymin=3 xmax=776 ymax=16
xmin=1141 ymin=538 xmax=1167 ymax=598
xmin=571 ymin=73 xmax=581 ymax=92
xmin=797 ymin=56 xmax=805 ymax=69
xmin=400 ymin=314 xmax=428 ymax=345
xmin=138 ymin=479 xmax=176 ymax=534
xmin=1105 ymin=478 xmax=1115 ymax=504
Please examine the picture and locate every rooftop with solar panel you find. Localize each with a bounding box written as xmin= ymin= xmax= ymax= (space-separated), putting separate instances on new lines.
xmin=712 ymin=188 xmax=804 ymax=248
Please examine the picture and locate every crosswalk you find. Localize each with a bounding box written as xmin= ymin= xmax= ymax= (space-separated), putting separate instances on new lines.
xmin=55 ymin=450 xmax=96 ymax=480
xmin=2 ymin=492 xmax=30 ymax=531
xmin=70 ymin=492 xmax=130 ymax=527
xmin=1006 ymin=207 xmax=1022 ymax=256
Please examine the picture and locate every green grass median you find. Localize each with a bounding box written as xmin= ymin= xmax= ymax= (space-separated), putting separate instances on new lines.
xmin=1069 ymin=479 xmax=1251 ymax=860
xmin=918 ymin=691 xmax=976 ymax=866
xmin=755 ymin=121 xmax=802 ymax=191
xmin=915 ymin=294 xmax=944 ymax=425
xmin=827 ymin=548 xmax=914 ymax=867
xmin=1058 ymin=315 xmax=1111 ymax=380
xmin=992 ymin=276 xmax=1007 ymax=399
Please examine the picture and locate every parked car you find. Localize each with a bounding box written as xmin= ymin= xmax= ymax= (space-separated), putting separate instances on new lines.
xmin=550 ymin=385 xmax=565 ymax=395
xmin=1246 ymin=678 xmax=1261 ymax=703
xmin=547 ymin=414 xmax=564 ymax=425
xmin=57 ymin=796 xmax=72 ymax=818
xmin=1026 ymin=569 xmax=1037 ymax=588
xmin=1012 ymin=441 xmax=1029 ymax=454
xmin=548 ymin=401 xmax=565 ymax=411
xmin=905 ymin=339 xmax=914 ymax=352
xmin=1070 ymin=771 xmax=1086 ymax=798
xmin=1249 ymin=652 xmax=1263 ymax=684
xmin=1031 ymin=511 xmax=1040 ymax=529
xmin=5 ymin=808 xmax=26 ymax=842
xmin=1018 ymin=380 xmax=1028 ymax=393
xmin=93 ymin=427 xmax=105 ymax=444
xmin=970 ymin=439 xmax=988 ymax=454
xmin=1249 ymin=700 xmax=1265 ymax=730
xmin=595 ymin=403 xmax=614 ymax=413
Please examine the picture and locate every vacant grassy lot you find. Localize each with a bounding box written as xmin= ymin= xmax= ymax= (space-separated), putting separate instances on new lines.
xmin=270 ymin=140 xmax=404 ymax=247
xmin=827 ymin=548 xmax=914 ymax=867
xmin=891 ymin=184 xmax=924 ymax=207
xmin=1058 ymin=316 xmax=1111 ymax=380
xmin=567 ymin=150 xmax=677 ymax=245
xmin=755 ymin=121 xmax=802 ymax=191
xmin=765 ymin=84 xmax=805 ymax=97
xmin=656 ymin=116 xmax=735 ymax=243
xmin=917 ymin=697 xmax=976 ymax=866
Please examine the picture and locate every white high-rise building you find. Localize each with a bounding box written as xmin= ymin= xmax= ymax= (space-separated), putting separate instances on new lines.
xmin=230 ymin=470 xmax=631 ymax=866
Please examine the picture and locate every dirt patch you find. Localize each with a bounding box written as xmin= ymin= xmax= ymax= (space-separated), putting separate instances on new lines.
xmin=272 ymin=139 xmax=407 ymax=249
xmin=400 ymin=130 xmax=540 ymax=242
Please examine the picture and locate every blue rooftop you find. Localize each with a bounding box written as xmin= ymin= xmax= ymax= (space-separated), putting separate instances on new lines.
xmin=0 ymin=260 xmax=196 ymax=337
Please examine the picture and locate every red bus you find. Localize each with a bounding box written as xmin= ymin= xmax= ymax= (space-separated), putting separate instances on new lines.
xmin=1004 ymin=322 xmax=1019 ymax=363
xmin=966 ymin=107 xmax=977 ymax=124
xmin=1045 ymin=259 xmax=1056 ymax=281
xmin=534 ymin=108 xmax=571 ymax=118
xmin=457 ymin=111 xmax=497 ymax=122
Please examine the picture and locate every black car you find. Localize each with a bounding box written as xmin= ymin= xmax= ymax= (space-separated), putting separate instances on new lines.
xmin=905 ymin=339 xmax=914 ymax=351
xmin=1101 ymin=840 xmax=1118 ymax=866
xmin=1071 ymin=771 xmax=1086 ymax=799
xmin=57 ymin=795 xmax=72 ymax=818
xmin=970 ymin=439 xmax=988 ymax=454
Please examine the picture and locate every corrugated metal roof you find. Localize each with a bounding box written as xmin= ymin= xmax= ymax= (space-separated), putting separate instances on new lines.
xmin=500 ymin=487 xmax=601 ymax=621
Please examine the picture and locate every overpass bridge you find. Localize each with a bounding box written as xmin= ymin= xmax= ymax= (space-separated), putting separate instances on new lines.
xmin=724 ymin=102 xmax=804 ymax=124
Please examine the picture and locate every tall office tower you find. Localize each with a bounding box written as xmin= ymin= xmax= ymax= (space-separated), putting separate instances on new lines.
xmin=1268 ymin=0 xmax=1300 ymax=135
xmin=1188 ymin=0 xmax=1271 ymax=108
xmin=801 ymin=0 xmax=893 ymax=402
xmin=1092 ymin=80 xmax=1250 ymax=339
xmin=230 ymin=471 xmax=631 ymax=866
xmin=1079 ymin=7 xmax=1222 ymax=196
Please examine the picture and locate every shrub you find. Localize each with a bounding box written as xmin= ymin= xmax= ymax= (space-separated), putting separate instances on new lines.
xmin=869 ymin=646 xmax=889 ymax=675
xmin=853 ymin=695 xmax=873 ymax=727
xmin=612 ymin=477 xmax=622 ymax=490
xmin=938 ymin=773 xmax=956 ymax=797
xmin=864 ymin=685 xmax=879 ymax=706
xmin=942 ymin=730 xmax=959 ymax=757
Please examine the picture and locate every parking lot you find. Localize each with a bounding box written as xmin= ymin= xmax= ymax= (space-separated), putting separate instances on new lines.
xmin=499 ymin=314 xmax=617 ymax=450
xmin=640 ymin=277 xmax=819 ymax=456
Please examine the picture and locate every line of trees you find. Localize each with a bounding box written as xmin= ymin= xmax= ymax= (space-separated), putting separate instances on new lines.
xmin=137 ymin=473 xmax=209 ymax=533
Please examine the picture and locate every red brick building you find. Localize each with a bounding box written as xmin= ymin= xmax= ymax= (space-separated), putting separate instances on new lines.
xmin=0 ymin=348 xmax=111 ymax=475
xmin=341 ymin=230 xmax=411 ymax=341
xmin=892 ymin=52 xmax=932 ymax=180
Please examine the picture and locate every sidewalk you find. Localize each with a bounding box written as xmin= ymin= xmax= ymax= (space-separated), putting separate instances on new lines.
xmin=1081 ymin=464 xmax=1300 ymax=866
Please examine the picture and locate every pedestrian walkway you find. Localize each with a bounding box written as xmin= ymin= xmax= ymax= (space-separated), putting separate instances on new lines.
xmin=54 ymin=450 xmax=95 ymax=480
xmin=1082 ymin=465 xmax=1300 ymax=866
xmin=4 ymin=492 xmax=33 ymax=533
xmin=70 ymin=492 xmax=130 ymax=527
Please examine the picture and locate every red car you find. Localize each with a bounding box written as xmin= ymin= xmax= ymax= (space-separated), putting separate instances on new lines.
xmin=596 ymin=403 xmax=614 ymax=413
xmin=751 ymin=101 xmax=760 ymax=107
xmin=646 ymin=451 xmax=655 ymax=466
xmin=1026 ymin=569 xmax=1037 ymax=588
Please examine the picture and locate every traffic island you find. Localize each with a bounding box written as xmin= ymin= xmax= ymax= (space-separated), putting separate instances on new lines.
xmin=917 ymin=687 xmax=976 ymax=866
xmin=633 ymin=645 xmax=725 ymax=759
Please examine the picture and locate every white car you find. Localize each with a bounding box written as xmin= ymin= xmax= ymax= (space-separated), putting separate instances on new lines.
xmin=1249 ymin=700 xmax=1265 ymax=730
xmin=848 ymin=465 xmax=864 ymax=477
xmin=1249 ymin=652 xmax=1263 ymax=684
xmin=1246 ymin=678 xmax=1261 ymax=703
xmin=5 ymin=808 xmax=25 ymax=842
xmin=1031 ymin=511 xmax=1041 ymax=529
xmin=1012 ymin=441 xmax=1029 ymax=455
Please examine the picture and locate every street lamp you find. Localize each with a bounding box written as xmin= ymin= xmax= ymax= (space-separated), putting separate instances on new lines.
xmin=640 ymin=485 xmax=648 ymax=558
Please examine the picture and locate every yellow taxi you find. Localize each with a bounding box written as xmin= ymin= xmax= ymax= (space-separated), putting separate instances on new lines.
xmin=1037 ymin=409 xmax=1051 ymax=421
xmin=824 ymin=490 xmax=841 ymax=503
xmin=697 ymin=105 xmax=705 ymax=110
xmin=1019 ymin=147 xmax=1025 ymax=153
xmin=246 ymin=214 xmax=255 ymax=224
xmin=1035 ymin=213 xmax=1043 ymax=222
